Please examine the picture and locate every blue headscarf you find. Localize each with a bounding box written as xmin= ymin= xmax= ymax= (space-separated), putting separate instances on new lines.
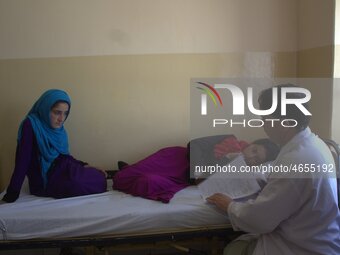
xmin=18 ymin=89 xmax=71 ymax=187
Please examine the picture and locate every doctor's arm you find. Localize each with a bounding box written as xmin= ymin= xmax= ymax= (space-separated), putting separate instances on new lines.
xmin=226 ymin=178 xmax=309 ymax=234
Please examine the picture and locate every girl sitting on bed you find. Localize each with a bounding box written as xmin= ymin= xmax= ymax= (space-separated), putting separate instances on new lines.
xmin=1 ymin=89 xmax=107 ymax=204
xmin=113 ymin=137 xmax=279 ymax=203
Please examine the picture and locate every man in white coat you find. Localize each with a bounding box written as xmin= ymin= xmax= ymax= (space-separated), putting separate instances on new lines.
xmin=207 ymin=84 xmax=340 ymax=255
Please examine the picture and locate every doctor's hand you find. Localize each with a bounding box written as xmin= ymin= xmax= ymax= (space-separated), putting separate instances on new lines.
xmin=206 ymin=193 xmax=233 ymax=213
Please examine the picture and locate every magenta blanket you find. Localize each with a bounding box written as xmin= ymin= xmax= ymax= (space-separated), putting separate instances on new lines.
xmin=112 ymin=146 xmax=189 ymax=203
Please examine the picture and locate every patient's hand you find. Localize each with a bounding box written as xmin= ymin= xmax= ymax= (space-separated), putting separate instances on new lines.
xmin=206 ymin=193 xmax=233 ymax=213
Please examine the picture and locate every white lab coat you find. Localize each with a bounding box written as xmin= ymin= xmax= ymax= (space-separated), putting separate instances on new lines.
xmin=228 ymin=128 xmax=340 ymax=255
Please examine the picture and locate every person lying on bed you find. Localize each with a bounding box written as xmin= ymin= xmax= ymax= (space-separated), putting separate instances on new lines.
xmin=0 ymin=89 xmax=107 ymax=204
xmin=194 ymin=137 xmax=280 ymax=183
xmin=112 ymin=137 xmax=279 ymax=203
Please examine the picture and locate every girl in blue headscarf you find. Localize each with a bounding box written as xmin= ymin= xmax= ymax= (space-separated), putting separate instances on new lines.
xmin=1 ymin=89 xmax=107 ymax=203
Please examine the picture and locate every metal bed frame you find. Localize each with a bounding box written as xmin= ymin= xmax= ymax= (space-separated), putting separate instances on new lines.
xmin=0 ymin=225 xmax=238 ymax=254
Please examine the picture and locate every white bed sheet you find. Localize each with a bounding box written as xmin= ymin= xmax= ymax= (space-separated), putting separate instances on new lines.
xmin=0 ymin=180 xmax=229 ymax=240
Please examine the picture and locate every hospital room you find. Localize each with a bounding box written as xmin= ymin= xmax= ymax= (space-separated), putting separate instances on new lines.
xmin=0 ymin=0 xmax=339 ymax=255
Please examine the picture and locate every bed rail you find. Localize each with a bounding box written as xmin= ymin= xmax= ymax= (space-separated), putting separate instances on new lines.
xmin=0 ymin=225 xmax=237 ymax=250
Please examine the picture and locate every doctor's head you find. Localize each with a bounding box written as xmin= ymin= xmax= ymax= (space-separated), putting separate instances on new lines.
xmin=258 ymin=84 xmax=311 ymax=146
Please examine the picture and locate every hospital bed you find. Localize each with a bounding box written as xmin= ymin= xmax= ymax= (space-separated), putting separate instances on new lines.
xmin=0 ymin=179 xmax=236 ymax=254
xmin=1 ymin=138 xmax=339 ymax=254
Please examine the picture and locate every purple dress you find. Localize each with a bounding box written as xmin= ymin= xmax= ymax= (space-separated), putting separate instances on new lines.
xmin=113 ymin=147 xmax=190 ymax=203
xmin=2 ymin=119 xmax=106 ymax=202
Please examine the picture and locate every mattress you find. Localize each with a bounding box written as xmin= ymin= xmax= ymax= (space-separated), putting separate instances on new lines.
xmin=0 ymin=180 xmax=230 ymax=240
